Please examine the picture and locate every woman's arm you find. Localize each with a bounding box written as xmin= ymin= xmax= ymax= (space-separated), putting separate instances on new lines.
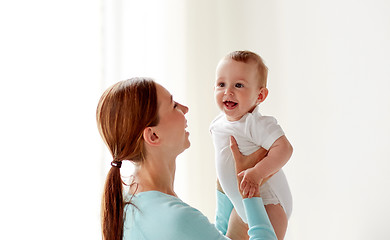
xmin=173 ymin=196 xmax=277 ymax=240
xmin=215 ymin=184 xmax=233 ymax=235
xmin=244 ymin=198 xmax=278 ymax=239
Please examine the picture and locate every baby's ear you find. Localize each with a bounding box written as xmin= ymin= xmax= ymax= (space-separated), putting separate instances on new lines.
xmin=257 ymin=87 xmax=269 ymax=104
xmin=143 ymin=127 xmax=160 ymax=146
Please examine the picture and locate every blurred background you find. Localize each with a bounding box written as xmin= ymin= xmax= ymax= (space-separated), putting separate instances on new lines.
xmin=1 ymin=0 xmax=389 ymax=239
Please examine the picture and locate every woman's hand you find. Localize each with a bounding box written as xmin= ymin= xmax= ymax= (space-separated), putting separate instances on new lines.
xmin=230 ymin=136 xmax=269 ymax=198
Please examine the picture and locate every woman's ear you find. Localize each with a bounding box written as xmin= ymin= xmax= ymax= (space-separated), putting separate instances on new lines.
xmin=257 ymin=87 xmax=269 ymax=104
xmin=143 ymin=127 xmax=160 ymax=146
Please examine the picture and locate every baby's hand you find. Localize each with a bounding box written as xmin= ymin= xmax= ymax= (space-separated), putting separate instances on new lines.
xmin=230 ymin=136 xmax=268 ymax=198
xmin=238 ymin=167 xmax=263 ymax=198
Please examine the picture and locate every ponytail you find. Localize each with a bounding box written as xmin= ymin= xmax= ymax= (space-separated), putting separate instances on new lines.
xmin=101 ymin=166 xmax=124 ymax=240
xmin=96 ymin=78 xmax=159 ymax=239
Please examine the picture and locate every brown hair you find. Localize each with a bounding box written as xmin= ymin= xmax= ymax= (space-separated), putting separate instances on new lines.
xmin=227 ymin=50 xmax=268 ymax=88
xmin=96 ymin=77 xmax=159 ymax=240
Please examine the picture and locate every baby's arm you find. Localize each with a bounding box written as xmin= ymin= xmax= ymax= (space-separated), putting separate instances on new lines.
xmin=238 ymin=135 xmax=293 ymax=197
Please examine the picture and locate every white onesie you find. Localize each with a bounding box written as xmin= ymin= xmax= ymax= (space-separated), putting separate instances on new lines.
xmin=210 ymin=105 xmax=292 ymax=223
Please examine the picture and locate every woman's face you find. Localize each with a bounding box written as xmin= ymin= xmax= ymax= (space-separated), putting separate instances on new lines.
xmin=154 ymin=83 xmax=190 ymax=155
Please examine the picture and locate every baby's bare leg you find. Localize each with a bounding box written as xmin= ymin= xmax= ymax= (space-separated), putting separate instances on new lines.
xmin=226 ymin=208 xmax=249 ymax=240
xmin=265 ymin=204 xmax=287 ymax=240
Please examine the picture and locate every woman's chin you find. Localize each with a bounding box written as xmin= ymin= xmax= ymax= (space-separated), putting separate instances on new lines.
xmin=184 ymin=137 xmax=191 ymax=150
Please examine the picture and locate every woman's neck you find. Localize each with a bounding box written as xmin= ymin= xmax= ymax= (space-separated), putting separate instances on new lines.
xmin=132 ymin=155 xmax=177 ymax=196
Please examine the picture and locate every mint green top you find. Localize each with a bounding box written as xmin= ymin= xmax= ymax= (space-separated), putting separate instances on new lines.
xmin=123 ymin=191 xmax=276 ymax=239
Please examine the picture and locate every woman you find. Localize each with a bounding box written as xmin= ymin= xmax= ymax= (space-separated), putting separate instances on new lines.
xmin=96 ymin=77 xmax=277 ymax=239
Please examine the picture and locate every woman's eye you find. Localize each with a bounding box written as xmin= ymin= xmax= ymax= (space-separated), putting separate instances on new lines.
xmin=174 ymin=102 xmax=178 ymax=108
xmin=235 ymin=83 xmax=244 ymax=88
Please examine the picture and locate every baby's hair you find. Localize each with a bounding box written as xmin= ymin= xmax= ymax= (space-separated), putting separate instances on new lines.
xmin=226 ymin=50 xmax=268 ymax=88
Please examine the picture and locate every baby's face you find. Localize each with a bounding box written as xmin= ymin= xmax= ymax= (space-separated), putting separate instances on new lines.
xmin=214 ymin=59 xmax=263 ymax=121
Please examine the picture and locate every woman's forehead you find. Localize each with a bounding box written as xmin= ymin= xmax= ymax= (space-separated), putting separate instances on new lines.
xmin=156 ymin=83 xmax=172 ymax=105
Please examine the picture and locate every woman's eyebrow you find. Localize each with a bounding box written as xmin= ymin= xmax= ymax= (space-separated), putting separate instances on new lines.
xmin=170 ymin=95 xmax=174 ymax=106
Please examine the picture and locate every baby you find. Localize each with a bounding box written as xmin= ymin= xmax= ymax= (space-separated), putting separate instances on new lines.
xmin=210 ymin=50 xmax=293 ymax=239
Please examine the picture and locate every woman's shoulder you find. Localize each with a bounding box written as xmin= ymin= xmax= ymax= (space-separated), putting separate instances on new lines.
xmin=134 ymin=191 xmax=204 ymax=219
xmin=126 ymin=191 xmax=211 ymax=229
xmin=126 ymin=191 xmax=186 ymax=215
xmin=129 ymin=191 xmax=186 ymax=207
xmin=124 ymin=191 xmax=221 ymax=239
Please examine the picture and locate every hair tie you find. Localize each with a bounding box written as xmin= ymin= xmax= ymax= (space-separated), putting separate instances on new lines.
xmin=111 ymin=160 xmax=122 ymax=168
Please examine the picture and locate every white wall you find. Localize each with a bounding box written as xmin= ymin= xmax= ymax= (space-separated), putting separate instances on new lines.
xmin=273 ymin=1 xmax=390 ymax=239
xmin=0 ymin=1 xmax=102 ymax=239
xmin=185 ymin=1 xmax=390 ymax=239
xmin=1 ymin=0 xmax=389 ymax=239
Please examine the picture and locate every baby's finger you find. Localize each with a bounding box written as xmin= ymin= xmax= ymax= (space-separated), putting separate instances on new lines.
xmin=240 ymin=180 xmax=247 ymax=192
xmin=242 ymin=187 xmax=248 ymax=198
xmin=243 ymin=184 xmax=251 ymax=198
xmin=248 ymin=186 xmax=256 ymax=198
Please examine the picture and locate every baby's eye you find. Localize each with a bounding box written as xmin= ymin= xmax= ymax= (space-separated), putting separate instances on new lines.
xmin=217 ymin=82 xmax=225 ymax=87
xmin=235 ymin=83 xmax=244 ymax=88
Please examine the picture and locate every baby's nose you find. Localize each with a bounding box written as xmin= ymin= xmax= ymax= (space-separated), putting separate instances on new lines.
xmin=224 ymin=87 xmax=234 ymax=95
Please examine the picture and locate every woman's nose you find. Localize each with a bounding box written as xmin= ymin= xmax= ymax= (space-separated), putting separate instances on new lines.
xmin=179 ymin=103 xmax=189 ymax=114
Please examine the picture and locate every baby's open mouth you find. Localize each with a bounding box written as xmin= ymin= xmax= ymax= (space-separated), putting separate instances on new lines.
xmin=223 ymin=101 xmax=237 ymax=109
